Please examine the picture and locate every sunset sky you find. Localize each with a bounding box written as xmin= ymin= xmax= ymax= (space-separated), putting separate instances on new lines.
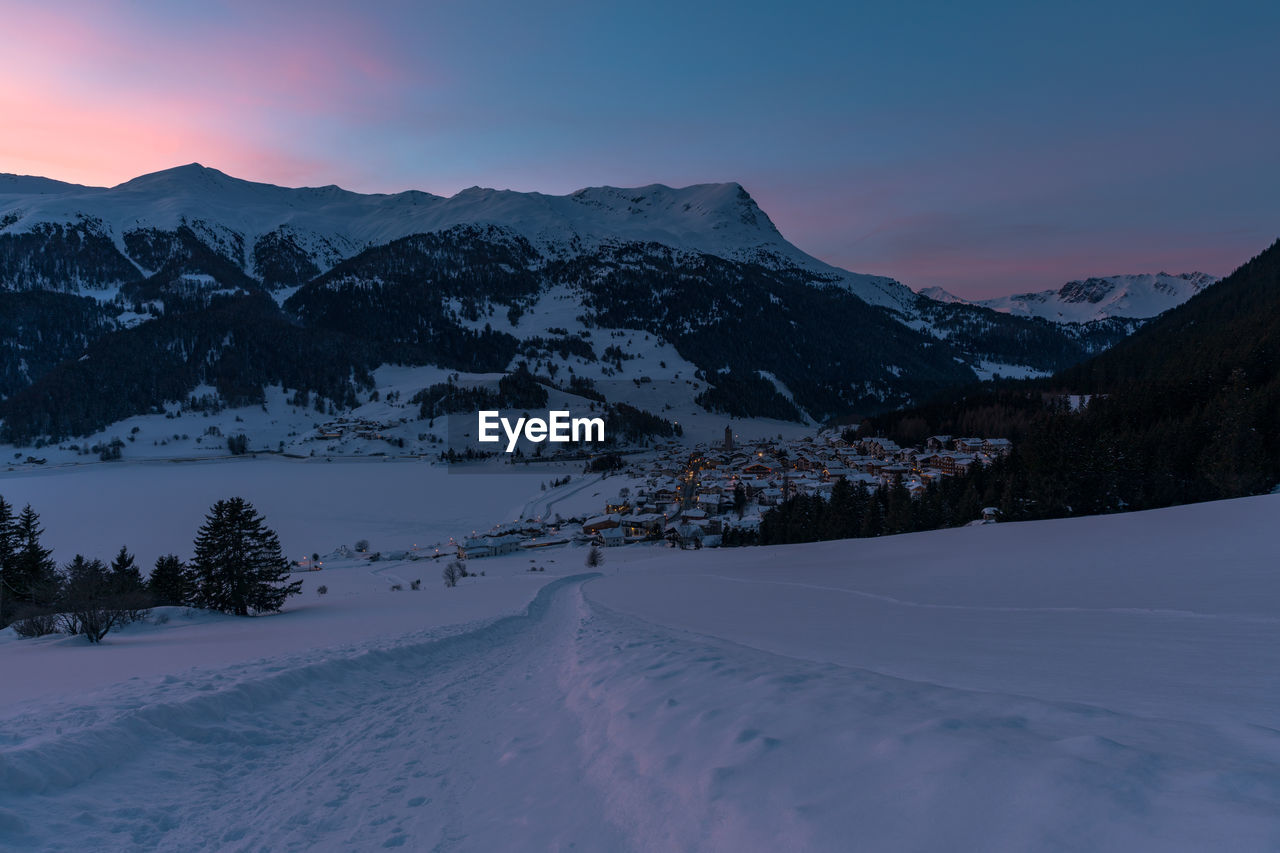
xmin=1 ymin=0 xmax=1276 ymax=298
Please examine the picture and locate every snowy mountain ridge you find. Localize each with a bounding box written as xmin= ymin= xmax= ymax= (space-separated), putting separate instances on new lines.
xmin=922 ymin=271 xmax=1220 ymax=323
xmin=0 ymin=164 xmax=1191 ymax=440
xmin=0 ymin=163 xmax=910 ymax=308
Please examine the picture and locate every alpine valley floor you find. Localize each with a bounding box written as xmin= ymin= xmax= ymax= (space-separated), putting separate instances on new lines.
xmin=1 ymin=467 xmax=1278 ymax=851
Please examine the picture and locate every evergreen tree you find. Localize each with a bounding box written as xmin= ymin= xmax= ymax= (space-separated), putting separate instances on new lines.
xmin=885 ymin=478 xmax=913 ymax=534
xmin=110 ymin=545 xmax=145 ymax=595
xmin=585 ymin=545 xmax=604 ymax=568
xmin=148 ymin=554 xmax=191 ymax=606
xmin=190 ymin=498 xmax=301 ymax=615
xmin=858 ymin=491 xmax=884 ymax=538
xmin=10 ymin=504 xmax=58 ymax=611
xmin=0 ymin=495 xmax=15 ymax=624
xmin=62 ymin=554 xmax=109 ymax=589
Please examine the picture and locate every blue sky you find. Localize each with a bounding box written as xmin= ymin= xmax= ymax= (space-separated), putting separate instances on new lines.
xmin=2 ymin=0 xmax=1276 ymax=297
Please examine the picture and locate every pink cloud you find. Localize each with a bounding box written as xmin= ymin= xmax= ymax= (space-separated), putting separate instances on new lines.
xmin=0 ymin=3 xmax=415 ymax=187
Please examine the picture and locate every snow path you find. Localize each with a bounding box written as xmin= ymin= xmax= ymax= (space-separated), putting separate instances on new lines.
xmin=4 ymin=575 xmax=1280 ymax=851
xmin=0 ymin=576 xmax=628 ymax=851
xmin=0 ymin=573 xmax=629 ymax=845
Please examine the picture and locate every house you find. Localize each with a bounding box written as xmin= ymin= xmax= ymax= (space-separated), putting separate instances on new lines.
xmin=915 ymin=453 xmax=941 ymax=469
xmin=458 ymin=534 xmax=521 ymax=559
xmin=581 ymin=514 xmax=622 ymax=535
xmin=925 ymin=435 xmax=953 ymax=451
xmin=822 ymin=464 xmax=852 ymax=481
xmin=696 ymin=493 xmax=726 ymax=514
xmin=757 ymin=486 xmax=784 ymax=506
xmin=937 ymin=453 xmax=976 ymax=476
xmin=881 ymin=464 xmax=911 ymax=481
xmin=983 ymin=438 xmax=1012 ymax=456
xmin=621 ymin=513 xmax=665 ymax=538
xmin=520 ymin=536 xmax=570 ymax=551
xmin=861 ymin=437 xmax=900 ymax=458
xmin=653 ymin=484 xmax=681 ymax=503
xmin=668 ymin=523 xmax=705 ymax=549
xmin=936 ymin=455 xmax=972 ymax=473
xmin=862 ymin=459 xmax=889 ymax=475
xmin=595 ymin=526 xmax=626 ymax=547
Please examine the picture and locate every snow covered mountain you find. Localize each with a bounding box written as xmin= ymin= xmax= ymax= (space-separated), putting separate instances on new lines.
xmin=0 ymin=163 xmax=911 ymax=308
xmin=0 ymin=165 xmax=1150 ymax=442
xmin=922 ymin=272 xmax=1220 ymax=323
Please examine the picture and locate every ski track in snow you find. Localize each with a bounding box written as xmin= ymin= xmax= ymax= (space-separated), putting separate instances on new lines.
xmin=3 ymin=576 xmax=1280 ymax=851
xmin=511 ymin=472 xmax=604 ymax=522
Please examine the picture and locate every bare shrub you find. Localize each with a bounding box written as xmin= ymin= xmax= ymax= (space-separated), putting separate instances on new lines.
xmin=11 ymin=610 xmax=60 ymax=638
xmin=443 ymin=561 xmax=463 ymax=588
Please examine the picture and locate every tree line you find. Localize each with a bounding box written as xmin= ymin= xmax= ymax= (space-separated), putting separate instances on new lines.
xmin=1 ymin=495 xmax=301 ymax=643
xmin=723 ymin=461 xmax=1009 ymax=546
xmin=857 ymin=238 xmax=1280 ymax=522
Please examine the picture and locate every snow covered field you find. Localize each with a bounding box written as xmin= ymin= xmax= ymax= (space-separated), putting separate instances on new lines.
xmin=0 ymin=456 xmax=589 ymax=571
xmin=2 ymin=468 xmax=1278 ymax=850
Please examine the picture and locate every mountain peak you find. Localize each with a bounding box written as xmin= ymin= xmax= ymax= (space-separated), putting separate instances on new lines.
xmin=113 ymin=163 xmax=236 ymax=191
xmin=932 ymin=271 xmax=1222 ymax=323
xmin=0 ymin=165 xmax=911 ymax=309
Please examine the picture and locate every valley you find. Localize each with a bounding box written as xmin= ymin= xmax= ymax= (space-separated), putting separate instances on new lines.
xmin=0 ymin=166 xmax=1198 ymax=447
xmin=2 ymin=460 xmax=1277 ymax=851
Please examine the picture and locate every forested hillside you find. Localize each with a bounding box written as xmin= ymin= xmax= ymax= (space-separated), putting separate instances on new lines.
xmin=865 ymin=239 xmax=1280 ymax=518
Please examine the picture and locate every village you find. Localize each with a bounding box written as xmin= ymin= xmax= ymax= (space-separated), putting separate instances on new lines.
xmin=452 ymin=427 xmax=1013 ymax=560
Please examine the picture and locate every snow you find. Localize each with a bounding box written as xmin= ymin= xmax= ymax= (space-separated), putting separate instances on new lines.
xmin=588 ymin=495 xmax=1280 ymax=728
xmin=0 ymin=164 xmax=907 ymax=308
xmin=1 ymin=460 xmax=1278 ymax=849
xmin=0 ymin=457 xmax=574 ymax=572
xmin=969 ymin=359 xmax=1053 ymax=381
xmin=927 ymin=272 xmax=1219 ymax=323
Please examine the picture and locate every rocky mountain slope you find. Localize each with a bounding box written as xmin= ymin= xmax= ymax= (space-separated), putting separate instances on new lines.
xmin=921 ymin=272 xmax=1219 ymax=323
xmin=0 ymin=165 xmax=1164 ymax=442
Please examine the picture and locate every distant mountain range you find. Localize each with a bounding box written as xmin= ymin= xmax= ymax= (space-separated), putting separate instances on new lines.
xmin=869 ymin=238 xmax=1280 ymax=517
xmin=0 ymin=165 xmax=1222 ymax=441
xmin=920 ymin=272 xmax=1219 ymax=324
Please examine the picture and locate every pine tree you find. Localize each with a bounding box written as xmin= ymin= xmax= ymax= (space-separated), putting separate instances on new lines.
xmin=148 ymin=554 xmax=191 ymax=606
xmin=10 ymin=505 xmax=58 ymax=610
xmin=885 ymin=477 xmax=912 ymax=534
xmin=0 ymin=496 xmax=15 ymax=624
xmin=110 ymin=546 xmax=145 ymax=595
xmin=190 ymin=498 xmax=301 ymax=615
